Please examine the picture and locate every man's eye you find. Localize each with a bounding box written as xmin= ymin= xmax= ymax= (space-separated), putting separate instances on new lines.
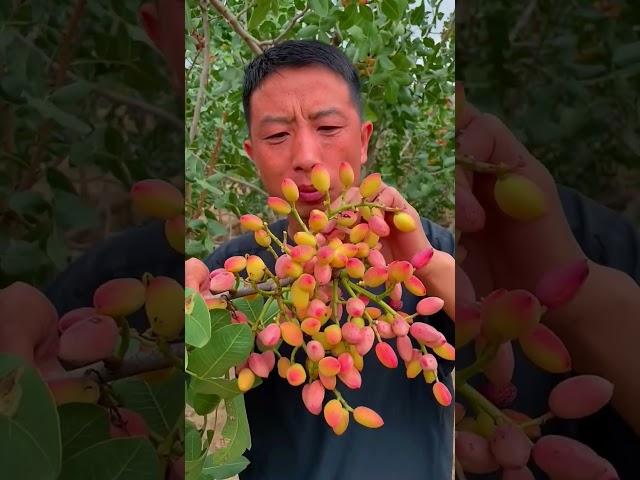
xmin=266 ymin=132 xmax=288 ymax=140
xmin=319 ymin=126 xmax=340 ymax=133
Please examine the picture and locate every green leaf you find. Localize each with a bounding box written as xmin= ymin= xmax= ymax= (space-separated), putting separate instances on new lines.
xmin=187 ymin=324 xmax=254 ymax=379
xmin=59 ymin=437 xmax=160 ymax=480
xmin=50 ymin=81 xmax=93 ymax=104
xmin=297 ymin=25 xmax=319 ymax=39
xmin=8 ymin=191 xmax=47 ymax=217
xmin=46 ymin=229 xmax=68 ymax=270
xmin=212 ymin=395 xmax=251 ymax=465
xmin=380 ymin=0 xmax=402 ymax=20
xmin=185 ymin=422 xmax=207 ymax=480
xmin=232 ymin=296 xmax=264 ymax=323
xmin=391 ymin=53 xmax=412 ymax=71
xmin=186 ymin=288 xmax=212 ymax=348
xmin=309 ymin=0 xmax=329 ymax=17
xmin=46 ymin=168 xmax=76 ymax=194
xmin=202 ymin=454 xmax=250 ymax=479
xmin=110 ymin=369 xmax=184 ymax=437
xmin=613 ymin=41 xmax=640 ymax=66
xmin=59 ymin=403 xmax=110 ymax=458
xmin=410 ymin=0 xmax=425 ymax=25
xmin=53 ymin=190 xmax=98 ymax=230
xmin=211 ymin=309 xmax=231 ymax=334
xmin=26 ymin=96 xmax=92 ymax=135
xmin=191 ymin=376 xmax=265 ymax=400
xmin=339 ymin=4 xmax=358 ymax=30
xmin=378 ymin=55 xmax=396 ymax=71
xmin=186 ymin=385 xmax=220 ymax=416
xmin=0 ymin=355 xmax=61 ymax=480
xmin=207 ymin=219 xmax=226 ymax=237
xmin=0 ymin=240 xmax=47 ymax=275
xmin=364 ymin=103 xmax=379 ymax=122
xmin=248 ymin=0 xmax=270 ymax=31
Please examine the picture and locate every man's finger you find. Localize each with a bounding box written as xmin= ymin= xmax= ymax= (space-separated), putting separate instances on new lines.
xmin=375 ymin=185 xmax=409 ymax=211
xmin=456 ymin=81 xmax=482 ymax=132
xmin=455 ymin=166 xmax=486 ymax=233
xmin=58 ymin=315 xmax=120 ymax=367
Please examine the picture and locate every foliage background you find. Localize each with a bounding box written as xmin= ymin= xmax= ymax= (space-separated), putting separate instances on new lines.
xmin=185 ymin=0 xmax=456 ymax=261
xmin=0 ymin=0 xmax=183 ymax=289
xmin=458 ymin=1 xmax=640 ymax=225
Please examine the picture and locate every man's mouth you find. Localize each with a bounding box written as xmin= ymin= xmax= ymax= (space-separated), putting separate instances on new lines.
xmin=297 ymin=185 xmax=324 ymax=203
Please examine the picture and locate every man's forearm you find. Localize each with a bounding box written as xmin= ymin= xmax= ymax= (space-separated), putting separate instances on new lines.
xmin=415 ymin=250 xmax=456 ymax=321
xmin=546 ymin=261 xmax=640 ymax=435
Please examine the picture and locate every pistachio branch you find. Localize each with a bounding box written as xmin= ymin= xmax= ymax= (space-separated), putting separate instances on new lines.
xmin=49 ymin=342 xmax=185 ymax=383
xmin=211 ymin=277 xmax=295 ymax=301
xmin=456 ymin=153 xmax=524 ymax=175
xmin=14 ymin=34 xmax=182 ymax=130
xmin=209 ymin=0 xmax=263 ymax=55
xmin=188 ymin=1 xmax=211 ymax=145
xmin=264 ymin=5 xmax=310 ymax=47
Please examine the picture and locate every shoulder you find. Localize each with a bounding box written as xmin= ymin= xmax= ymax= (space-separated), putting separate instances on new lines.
xmin=44 ymin=221 xmax=182 ymax=317
xmin=419 ymin=217 xmax=455 ymax=255
xmin=203 ymin=219 xmax=288 ymax=269
xmin=559 ymin=185 xmax=640 ymax=279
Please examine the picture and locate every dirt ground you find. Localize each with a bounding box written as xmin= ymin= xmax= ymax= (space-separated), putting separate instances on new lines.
xmin=186 ymin=405 xmax=240 ymax=480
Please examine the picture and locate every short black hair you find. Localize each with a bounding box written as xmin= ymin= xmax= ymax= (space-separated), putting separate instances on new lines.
xmin=242 ymin=40 xmax=362 ymax=129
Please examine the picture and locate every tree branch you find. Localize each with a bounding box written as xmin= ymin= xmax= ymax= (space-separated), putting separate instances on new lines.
xmin=14 ymin=34 xmax=183 ymax=131
xmin=209 ymin=0 xmax=263 ymax=55
xmin=206 ymin=277 xmax=294 ymax=301
xmin=264 ymin=5 xmax=310 ymax=47
xmin=189 ymin=1 xmax=211 ymax=145
xmin=20 ymin=0 xmax=86 ymax=191
xmin=49 ymin=342 xmax=184 ymax=383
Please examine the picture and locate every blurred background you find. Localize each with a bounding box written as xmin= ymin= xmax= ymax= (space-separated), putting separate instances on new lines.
xmin=185 ymin=0 xmax=456 ymax=260
xmin=0 ymin=1 xmax=183 ymax=289
xmin=458 ymin=0 xmax=640 ymax=226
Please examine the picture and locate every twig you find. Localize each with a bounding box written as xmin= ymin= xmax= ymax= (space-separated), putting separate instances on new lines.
xmin=265 ymin=5 xmax=310 ymax=47
xmin=236 ymin=1 xmax=255 ymax=19
xmin=189 ymin=1 xmax=211 ymax=145
xmin=219 ymin=172 xmax=268 ymax=197
xmin=232 ymin=277 xmax=293 ymax=298
xmin=456 ymin=153 xmax=523 ymax=175
xmin=14 ymin=34 xmax=182 ymax=130
xmin=186 ymin=48 xmax=202 ymax=80
xmin=207 ymin=112 xmax=226 ymax=176
xmin=209 ymin=0 xmax=263 ymax=55
xmin=48 ymin=342 xmax=184 ymax=383
xmin=509 ymin=0 xmax=537 ymax=44
xmin=19 ymin=0 xmax=86 ymax=191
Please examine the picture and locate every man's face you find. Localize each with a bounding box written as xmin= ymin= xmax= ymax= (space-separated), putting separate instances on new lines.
xmin=244 ymin=65 xmax=374 ymax=218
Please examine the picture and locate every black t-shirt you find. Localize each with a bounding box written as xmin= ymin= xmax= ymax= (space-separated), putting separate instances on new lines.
xmin=204 ymin=217 xmax=456 ymax=480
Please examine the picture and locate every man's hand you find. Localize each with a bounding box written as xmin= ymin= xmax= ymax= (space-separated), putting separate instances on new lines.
xmin=456 ymin=81 xmax=586 ymax=296
xmin=0 ymin=282 xmax=118 ymax=379
xmin=336 ymin=184 xmax=456 ymax=320
xmin=456 ymin=82 xmax=640 ymax=434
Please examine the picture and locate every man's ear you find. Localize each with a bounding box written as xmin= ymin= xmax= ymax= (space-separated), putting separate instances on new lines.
xmin=360 ymin=120 xmax=374 ymax=165
xmin=243 ymin=138 xmax=254 ymax=162
xmin=138 ymin=3 xmax=162 ymax=51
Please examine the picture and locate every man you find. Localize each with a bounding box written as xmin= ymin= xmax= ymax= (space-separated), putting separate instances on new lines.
xmin=197 ymin=40 xmax=457 ymax=480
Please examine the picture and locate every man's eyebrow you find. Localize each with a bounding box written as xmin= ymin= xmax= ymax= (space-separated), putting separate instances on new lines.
xmin=309 ymin=108 xmax=346 ymax=121
xmin=259 ymin=115 xmax=293 ymax=127
xmin=257 ymin=108 xmax=346 ymax=127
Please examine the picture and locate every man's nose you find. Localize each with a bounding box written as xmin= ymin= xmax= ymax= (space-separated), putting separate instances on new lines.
xmin=291 ymin=127 xmax=320 ymax=173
